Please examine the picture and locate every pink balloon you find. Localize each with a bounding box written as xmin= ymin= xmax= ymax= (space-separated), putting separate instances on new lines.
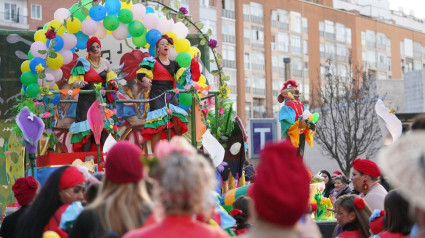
xmin=62 ymin=33 xmax=77 ymax=49
xmin=112 ymin=23 xmax=128 ymax=41
xmin=54 ymin=8 xmax=70 ymax=22
xmin=94 ymin=22 xmax=107 ymax=39
xmin=46 ymin=68 xmax=63 ymax=81
xmin=143 ymin=13 xmax=158 ymax=29
xmin=38 ymin=73 xmax=55 ymax=87
xmin=157 ymin=17 xmax=174 ymax=33
xmin=168 ymin=48 xmax=177 ymax=61
xmin=31 ymin=41 xmax=48 ymax=58
xmin=59 ymin=49 xmax=73 ymax=65
xmin=173 ymin=22 xmax=189 ymax=39
xmin=81 ymin=19 xmax=98 ymax=36
xmin=131 ymin=4 xmax=146 ymax=20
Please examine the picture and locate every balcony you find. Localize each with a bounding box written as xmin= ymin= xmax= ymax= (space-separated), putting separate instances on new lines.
xmin=253 ymin=88 xmax=266 ymax=95
xmin=245 ymin=86 xmax=252 ymax=94
xmin=222 ymin=34 xmax=235 ymax=44
xmin=366 ymin=41 xmax=376 ymax=49
xmin=0 ymin=12 xmax=29 ymax=30
xmin=251 ymin=41 xmax=264 ymax=48
xmin=251 ymin=16 xmax=263 ymax=24
xmin=223 ymin=59 xmax=236 ymax=68
xmin=272 ymin=66 xmax=279 ymax=73
xmin=252 ymin=63 xmax=265 ymax=71
xmin=222 ymin=9 xmax=235 ymax=19
xmin=277 ymin=22 xmax=289 ymax=30
xmin=325 ymin=32 xmax=335 ymax=40
xmin=243 ymin=14 xmax=250 ymax=22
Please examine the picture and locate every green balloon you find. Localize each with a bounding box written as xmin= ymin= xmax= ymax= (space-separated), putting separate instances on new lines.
xmin=128 ymin=21 xmax=145 ymax=37
xmin=312 ymin=113 xmax=320 ymax=123
xmin=103 ymin=15 xmax=120 ymax=31
xmin=21 ymin=71 xmax=38 ymax=86
xmin=118 ymin=9 xmax=133 ymax=24
xmin=43 ymin=23 xmax=48 ymax=30
xmin=176 ymin=52 xmax=192 ymax=68
xmin=71 ymin=3 xmax=90 ymax=21
xmin=179 ymin=93 xmax=193 ymax=107
xmin=26 ymin=83 xmax=41 ymax=98
xmin=28 ymin=50 xmax=34 ymax=60
xmin=132 ymin=34 xmax=147 ymax=47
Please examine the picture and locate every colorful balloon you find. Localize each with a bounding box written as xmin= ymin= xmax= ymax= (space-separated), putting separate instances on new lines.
xmin=46 ymin=68 xmax=63 ymax=82
xmin=62 ymin=33 xmax=77 ymax=49
xmin=157 ymin=17 xmax=174 ymax=33
xmin=58 ymin=49 xmax=73 ymax=65
xmin=46 ymin=53 xmax=64 ymax=70
xmin=21 ymin=71 xmax=38 ymax=86
xmin=165 ymin=31 xmax=178 ymax=43
xmin=30 ymin=41 xmax=48 ymax=58
xmin=105 ymin=0 xmax=121 ymax=15
xmin=29 ymin=57 xmax=46 ymax=74
xmin=168 ymin=48 xmax=177 ymax=61
xmin=81 ymin=18 xmax=98 ymax=36
xmin=53 ymin=8 xmax=70 ymax=22
xmin=173 ymin=22 xmax=189 ymax=39
xmin=28 ymin=50 xmax=34 ymax=60
xmin=146 ymin=29 xmax=161 ymax=45
xmin=187 ymin=47 xmax=201 ymax=58
xmin=89 ymin=5 xmax=106 ymax=21
xmin=128 ymin=21 xmax=145 ymax=37
xmin=75 ymin=31 xmax=89 ymax=50
xmin=176 ymin=52 xmax=192 ymax=68
xmin=312 ymin=113 xmax=320 ymax=123
xmin=34 ymin=29 xmax=47 ymax=43
xmin=66 ymin=18 xmax=82 ymax=34
xmin=132 ymin=34 xmax=147 ymax=47
xmin=179 ymin=92 xmax=192 ymax=107
xmin=148 ymin=44 xmax=156 ymax=56
xmin=47 ymin=20 xmax=65 ymax=36
xmin=21 ymin=60 xmax=31 ymax=73
xmin=112 ymin=23 xmax=129 ymax=41
xmin=131 ymin=4 xmax=146 ymax=20
xmin=143 ymin=13 xmax=158 ymax=29
xmin=94 ymin=22 xmax=107 ymax=39
xmin=118 ymin=9 xmax=133 ymax=24
xmin=70 ymin=3 xmax=88 ymax=22
xmin=145 ymin=6 xmax=155 ymax=14
xmin=46 ymin=35 xmax=64 ymax=52
xmin=26 ymin=83 xmax=41 ymax=98
xmin=103 ymin=15 xmax=120 ymax=31
xmin=174 ymin=39 xmax=190 ymax=53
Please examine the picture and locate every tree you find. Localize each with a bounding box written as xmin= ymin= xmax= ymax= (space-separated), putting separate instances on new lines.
xmin=314 ymin=59 xmax=381 ymax=177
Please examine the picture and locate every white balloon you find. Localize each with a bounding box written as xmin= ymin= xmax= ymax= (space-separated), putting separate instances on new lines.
xmin=157 ymin=17 xmax=174 ymax=33
xmin=131 ymin=4 xmax=146 ymax=20
xmin=46 ymin=68 xmax=63 ymax=82
xmin=94 ymin=22 xmax=107 ymax=39
xmin=81 ymin=19 xmax=98 ymax=36
xmin=143 ymin=13 xmax=158 ymax=29
xmin=54 ymin=8 xmax=70 ymax=22
xmin=59 ymin=49 xmax=73 ymax=65
xmin=168 ymin=48 xmax=177 ymax=61
xmin=112 ymin=23 xmax=128 ymax=41
xmin=173 ymin=22 xmax=188 ymax=39
xmin=43 ymin=73 xmax=56 ymax=87
xmin=302 ymin=110 xmax=311 ymax=120
xmin=30 ymin=41 xmax=48 ymax=58
xmin=62 ymin=33 xmax=77 ymax=49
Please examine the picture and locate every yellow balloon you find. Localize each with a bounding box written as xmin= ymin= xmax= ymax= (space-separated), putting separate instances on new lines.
xmin=42 ymin=231 xmax=61 ymax=238
xmin=165 ymin=31 xmax=178 ymax=44
xmin=65 ymin=18 xmax=82 ymax=34
xmin=307 ymin=114 xmax=314 ymax=121
xmin=107 ymin=30 xmax=112 ymax=35
xmin=34 ymin=29 xmax=47 ymax=43
xmin=188 ymin=47 xmax=201 ymax=58
xmin=122 ymin=1 xmax=133 ymax=9
xmin=21 ymin=60 xmax=31 ymax=73
xmin=51 ymin=83 xmax=59 ymax=91
xmin=175 ymin=39 xmax=190 ymax=53
xmin=198 ymin=74 xmax=206 ymax=85
xmin=48 ymin=20 xmax=65 ymax=36
xmin=46 ymin=53 xmax=64 ymax=70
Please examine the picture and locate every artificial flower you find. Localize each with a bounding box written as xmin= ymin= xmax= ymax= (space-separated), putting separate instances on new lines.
xmin=167 ymin=108 xmax=172 ymax=114
xmin=218 ymin=84 xmax=231 ymax=98
xmin=40 ymin=85 xmax=52 ymax=96
xmin=42 ymin=112 xmax=52 ymax=118
xmin=208 ymin=39 xmax=217 ymax=49
xmin=219 ymin=108 xmax=225 ymax=115
xmin=94 ymin=83 xmax=102 ymax=90
xmin=45 ymin=29 xmax=56 ymax=40
xmin=179 ymin=7 xmax=188 ymax=15
xmin=34 ymin=101 xmax=44 ymax=106
xmin=35 ymin=63 xmax=45 ymax=73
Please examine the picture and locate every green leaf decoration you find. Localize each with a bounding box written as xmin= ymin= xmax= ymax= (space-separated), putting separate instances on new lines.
xmin=155 ymin=4 xmax=159 ymax=10
xmin=211 ymin=70 xmax=219 ymax=76
xmin=92 ymin=1 xmax=99 ymax=7
xmin=200 ymin=38 xmax=206 ymax=45
xmin=78 ymin=0 xmax=82 ymax=7
xmin=173 ymin=0 xmax=181 ymax=9
xmin=38 ymin=50 xmax=47 ymax=55
xmin=50 ymin=52 xmax=58 ymax=58
xmin=38 ymin=71 xmax=46 ymax=79
xmin=81 ymin=7 xmax=89 ymax=16
xmin=207 ymin=29 xmax=212 ymax=36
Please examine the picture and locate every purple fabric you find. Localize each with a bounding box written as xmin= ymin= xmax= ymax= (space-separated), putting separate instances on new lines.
xmin=16 ymin=107 xmax=45 ymax=153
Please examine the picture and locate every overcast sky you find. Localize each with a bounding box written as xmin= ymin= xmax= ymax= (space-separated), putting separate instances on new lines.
xmin=389 ymin=0 xmax=425 ymax=19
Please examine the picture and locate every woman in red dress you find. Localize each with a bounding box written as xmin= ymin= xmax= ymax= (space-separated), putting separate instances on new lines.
xmin=334 ymin=195 xmax=372 ymax=238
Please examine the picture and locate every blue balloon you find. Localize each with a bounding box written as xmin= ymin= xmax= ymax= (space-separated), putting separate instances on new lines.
xmin=105 ymin=0 xmax=121 ymax=15
xmin=179 ymin=103 xmax=190 ymax=110
xmin=145 ymin=6 xmax=155 ymax=14
xmin=148 ymin=44 xmax=156 ymax=56
xmin=29 ymin=57 xmax=46 ymax=74
xmin=146 ymin=29 xmax=161 ymax=45
xmin=44 ymin=90 xmax=60 ymax=105
xmin=89 ymin=5 xmax=106 ymax=21
xmin=46 ymin=35 xmax=64 ymax=52
xmin=75 ymin=31 xmax=89 ymax=50
xmin=70 ymin=47 xmax=76 ymax=53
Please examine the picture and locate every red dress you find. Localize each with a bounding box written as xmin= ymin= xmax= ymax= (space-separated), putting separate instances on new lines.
xmin=338 ymin=230 xmax=363 ymax=238
xmin=123 ymin=215 xmax=229 ymax=238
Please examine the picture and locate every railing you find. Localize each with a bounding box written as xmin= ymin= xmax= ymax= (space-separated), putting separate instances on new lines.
xmin=222 ymin=9 xmax=235 ymax=19
xmin=245 ymin=86 xmax=252 ymax=94
xmin=251 ymin=15 xmax=263 ymax=24
xmin=273 ymin=90 xmax=279 ymax=97
xmin=377 ymin=44 xmax=386 ymax=50
xmin=251 ymin=41 xmax=264 ymax=48
xmin=252 ymin=63 xmax=265 ymax=71
xmin=366 ymin=41 xmax=376 ymax=49
xmin=277 ymin=22 xmax=289 ymax=30
xmin=243 ymin=14 xmax=250 ymax=21
xmin=319 ymin=31 xmax=324 ymax=37
xmin=272 ymin=66 xmax=279 ymax=73
xmin=222 ymin=34 xmax=236 ymax=43
xmin=223 ymin=59 xmax=236 ymax=68
xmin=271 ymin=20 xmax=277 ymax=27
xmin=0 ymin=11 xmax=27 ymax=24
xmin=253 ymin=88 xmax=266 ymax=95
xmin=325 ymin=32 xmax=335 ymax=40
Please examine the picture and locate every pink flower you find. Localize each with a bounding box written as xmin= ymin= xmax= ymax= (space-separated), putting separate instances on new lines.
xmin=219 ymin=108 xmax=225 ymax=114
xmin=193 ymin=84 xmax=200 ymax=91
xmin=42 ymin=112 xmax=52 ymax=118
xmin=112 ymin=109 xmax=117 ymax=114
xmin=202 ymin=107 xmax=209 ymax=116
xmin=154 ymin=140 xmax=175 ymax=160
xmin=167 ymin=108 xmax=172 ymax=115
xmin=34 ymin=102 xmax=44 ymax=106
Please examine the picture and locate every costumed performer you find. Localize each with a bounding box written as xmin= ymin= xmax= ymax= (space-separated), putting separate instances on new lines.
xmin=136 ymin=35 xmax=201 ymax=151
xmin=68 ymin=36 xmax=118 ymax=152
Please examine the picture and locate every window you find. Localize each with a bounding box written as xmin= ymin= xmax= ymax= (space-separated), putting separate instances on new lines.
xmin=386 ymin=39 xmax=391 ymax=52
xmin=337 ymin=64 xmax=347 ymax=78
xmin=366 ymin=30 xmax=376 ymax=48
xmin=200 ymin=0 xmax=209 ymax=7
xmin=367 ymin=50 xmax=376 ymax=67
xmin=325 ymin=42 xmax=335 ymax=60
xmin=201 ymin=19 xmax=217 ymax=39
xmin=324 ymin=20 xmax=335 ymax=39
xmin=336 ymin=23 xmax=346 ymax=42
xmin=222 ymin=45 xmax=236 ymax=61
xmin=404 ymin=39 xmax=413 ymax=58
xmin=387 ymin=56 xmax=391 ymax=71
xmin=400 ymin=41 xmax=404 ymax=56
xmin=244 ymin=53 xmax=251 ymax=69
xmin=250 ymin=2 xmax=263 ymax=17
xmin=304 ymin=40 xmax=308 ymax=56
xmin=277 ymin=32 xmax=289 ymax=52
xmin=414 ymin=60 xmax=422 ymax=70
xmin=4 ymin=3 xmax=17 ymax=21
xmin=302 ymin=17 xmax=308 ymax=34
xmin=292 ymin=57 xmax=303 ymax=77
xmin=291 ymin=35 xmax=302 ymax=55
xmin=320 ymin=43 xmax=325 ymax=58
xmin=244 ymin=27 xmax=250 ymax=39
xmin=361 ymin=32 xmax=366 ymax=46
xmin=222 ymin=0 xmax=234 ymax=10
xmin=290 ymin=11 xmax=301 ymax=33
xmin=31 ymin=4 xmax=42 ymax=20
xmin=252 ymin=50 xmax=265 ymax=65
xmin=346 ymin=28 xmax=352 ymax=44
xmin=319 ymin=21 xmax=324 ymax=36
xmin=222 ymin=20 xmax=235 ymax=35
xmin=251 ymin=26 xmax=264 ymax=43
xmin=277 ymin=9 xmax=288 ymax=23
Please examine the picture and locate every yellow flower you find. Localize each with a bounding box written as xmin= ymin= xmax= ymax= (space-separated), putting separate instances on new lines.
xmin=35 ymin=63 xmax=45 ymax=73
xmin=40 ymin=85 xmax=52 ymax=96
xmin=207 ymin=119 xmax=210 ymax=124
xmin=94 ymin=83 xmax=103 ymax=90
xmin=219 ymin=84 xmax=231 ymax=98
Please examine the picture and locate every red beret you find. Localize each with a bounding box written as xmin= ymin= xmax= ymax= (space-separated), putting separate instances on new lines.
xmin=86 ymin=36 xmax=101 ymax=51
xmin=333 ymin=171 xmax=342 ymax=175
xmin=352 ymin=158 xmax=381 ymax=177
xmin=59 ymin=166 xmax=86 ymax=190
xmin=105 ymin=141 xmax=144 ymax=183
xmin=12 ymin=176 xmax=38 ymax=206
xmin=253 ymin=140 xmax=310 ymax=227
